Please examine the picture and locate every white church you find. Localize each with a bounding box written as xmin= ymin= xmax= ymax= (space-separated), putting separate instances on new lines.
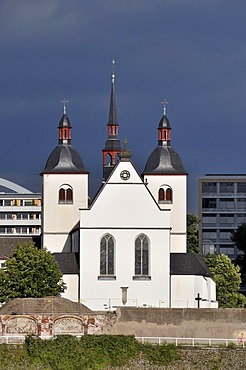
xmin=41 ymin=67 xmax=217 ymax=310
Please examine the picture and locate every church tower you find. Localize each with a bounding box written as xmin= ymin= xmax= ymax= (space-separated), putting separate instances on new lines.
xmin=102 ymin=60 xmax=121 ymax=180
xmin=41 ymin=101 xmax=89 ymax=253
xmin=142 ymin=101 xmax=187 ymax=253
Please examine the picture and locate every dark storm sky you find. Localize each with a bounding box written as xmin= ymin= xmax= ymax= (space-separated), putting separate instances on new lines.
xmin=1 ymin=0 xmax=246 ymax=212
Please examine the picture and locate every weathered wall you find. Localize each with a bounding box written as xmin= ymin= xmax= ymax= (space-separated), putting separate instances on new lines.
xmin=103 ymin=308 xmax=246 ymax=339
xmin=1 ymin=308 xmax=246 ymax=339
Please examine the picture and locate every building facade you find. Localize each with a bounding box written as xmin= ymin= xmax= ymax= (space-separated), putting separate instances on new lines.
xmin=0 ymin=178 xmax=41 ymax=267
xmin=198 ymin=174 xmax=246 ymax=260
xmin=41 ymin=67 xmax=217 ymax=310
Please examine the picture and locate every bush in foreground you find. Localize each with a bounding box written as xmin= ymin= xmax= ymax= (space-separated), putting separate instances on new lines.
xmin=24 ymin=335 xmax=179 ymax=369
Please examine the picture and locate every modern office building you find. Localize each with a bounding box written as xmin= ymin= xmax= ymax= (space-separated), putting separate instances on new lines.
xmin=0 ymin=177 xmax=41 ymax=266
xmin=198 ymin=174 xmax=246 ymax=261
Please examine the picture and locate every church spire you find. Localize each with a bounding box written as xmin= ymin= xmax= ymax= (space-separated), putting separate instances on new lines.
xmin=158 ymin=99 xmax=171 ymax=146
xmin=107 ymin=59 xmax=118 ymax=128
xmin=102 ymin=60 xmax=121 ymax=180
xmin=58 ymin=98 xmax=71 ymax=145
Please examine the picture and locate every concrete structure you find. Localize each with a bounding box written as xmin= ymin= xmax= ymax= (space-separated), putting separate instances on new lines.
xmin=1 ymin=302 xmax=246 ymax=340
xmin=0 ymin=179 xmax=41 ymax=266
xmin=41 ymin=65 xmax=217 ymax=310
xmin=199 ymin=174 xmax=246 ymax=260
xmin=0 ymin=180 xmax=41 ymax=238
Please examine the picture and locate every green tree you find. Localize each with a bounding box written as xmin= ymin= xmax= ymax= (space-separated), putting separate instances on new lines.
xmin=0 ymin=241 xmax=66 ymax=303
xmin=187 ymin=213 xmax=200 ymax=254
xmin=204 ymin=253 xmax=246 ymax=308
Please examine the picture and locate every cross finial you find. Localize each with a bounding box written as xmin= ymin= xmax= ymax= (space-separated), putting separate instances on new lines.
xmin=112 ymin=59 xmax=116 ymax=83
xmin=161 ymin=99 xmax=168 ymax=115
xmin=123 ymin=138 xmax=128 ymax=150
xmin=61 ymin=98 xmax=68 ymax=114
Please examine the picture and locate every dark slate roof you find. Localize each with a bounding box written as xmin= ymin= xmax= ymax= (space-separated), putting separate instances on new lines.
xmin=53 ymin=252 xmax=79 ymax=274
xmin=103 ymin=138 xmax=121 ymax=150
xmin=158 ymin=114 xmax=171 ymax=129
xmin=58 ymin=113 xmax=71 ymax=128
xmin=108 ymin=77 xmax=118 ymax=126
xmin=170 ymin=253 xmax=211 ymax=277
xmin=0 ymin=236 xmax=41 ymax=258
xmin=41 ymin=145 xmax=88 ymax=174
xmin=143 ymin=146 xmax=187 ymax=175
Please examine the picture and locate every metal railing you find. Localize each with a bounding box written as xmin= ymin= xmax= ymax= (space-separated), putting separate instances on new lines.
xmin=1 ymin=335 xmax=245 ymax=348
xmin=136 ymin=336 xmax=245 ymax=348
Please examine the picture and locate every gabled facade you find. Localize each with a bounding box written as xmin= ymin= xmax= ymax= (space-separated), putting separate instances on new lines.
xmin=41 ymin=66 xmax=217 ymax=310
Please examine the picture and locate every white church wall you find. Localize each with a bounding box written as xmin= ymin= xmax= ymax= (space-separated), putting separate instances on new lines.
xmin=80 ymin=228 xmax=170 ymax=311
xmin=61 ymin=274 xmax=79 ymax=302
xmin=42 ymin=173 xmax=88 ymax=252
xmin=144 ymin=174 xmax=187 ymax=253
xmin=171 ymin=275 xmax=218 ymax=308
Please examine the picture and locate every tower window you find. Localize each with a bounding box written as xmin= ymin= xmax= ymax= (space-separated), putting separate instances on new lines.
xmin=134 ymin=234 xmax=149 ymax=277
xmin=58 ymin=185 xmax=73 ymax=204
xmin=158 ymin=186 xmax=173 ymax=203
xmin=100 ymin=234 xmax=115 ymax=276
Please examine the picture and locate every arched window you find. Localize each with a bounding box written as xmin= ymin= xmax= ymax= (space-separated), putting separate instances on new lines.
xmin=100 ymin=234 xmax=114 ymax=275
xmin=158 ymin=185 xmax=173 ymax=204
xmin=158 ymin=188 xmax=165 ymax=202
xmin=106 ymin=153 xmax=112 ymax=166
xmin=135 ymin=234 xmax=149 ymax=276
xmin=58 ymin=185 xmax=73 ymax=204
xmin=166 ymin=188 xmax=172 ymax=202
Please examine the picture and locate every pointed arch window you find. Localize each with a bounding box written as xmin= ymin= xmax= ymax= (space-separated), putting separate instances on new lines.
xmin=58 ymin=185 xmax=73 ymax=204
xmin=99 ymin=234 xmax=115 ymax=279
xmin=158 ymin=186 xmax=173 ymax=204
xmin=134 ymin=234 xmax=150 ymax=279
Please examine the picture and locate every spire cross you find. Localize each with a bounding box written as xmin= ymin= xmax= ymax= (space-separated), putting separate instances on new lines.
xmin=61 ymin=98 xmax=68 ymax=114
xmin=123 ymin=138 xmax=128 ymax=150
xmin=112 ymin=59 xmax=116 ymax=83
xmin=161 ymin=99 xmax=168 ymax=115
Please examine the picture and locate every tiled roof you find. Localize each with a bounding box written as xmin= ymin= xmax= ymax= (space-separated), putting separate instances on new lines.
xmin=170 ymin=253 xmax=211 ymax=277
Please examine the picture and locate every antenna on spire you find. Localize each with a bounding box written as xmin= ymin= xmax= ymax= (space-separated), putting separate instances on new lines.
xmin=112 ymin=59 xmax=116 ymax=83
xmin=161 ymin=99 xmax=168 ymax=116
xmin=61 ymin=98 xmax=68 ymax=114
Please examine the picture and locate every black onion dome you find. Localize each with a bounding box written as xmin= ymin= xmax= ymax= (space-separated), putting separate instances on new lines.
xmin=143 ymin=146 xmax=187 ymax=175
xmin=158 ymin=114 xmax=171 ymax=129
xmin=41 ymin=145 xmax=88 ymax=174
xmin=58 ymin=114 xmax=71 ymax=128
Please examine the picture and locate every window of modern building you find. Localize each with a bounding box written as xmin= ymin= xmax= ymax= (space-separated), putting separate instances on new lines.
xmin=202 ymin=182 xmax=217 ymax=194
xmin=237 ymin=214 xmax=246 ymax=224
xmin=237 ymin=183 xmax=246 ymax=193
xmin=237 ymin=199 xmax=246 ymax=209
xmin=58 ymin=185 xmax=73 ymax=204
xmin=202 ymin=198 xmax=216 ymax=209
xmin=219 ymin=214 xmax=234 ymax=224
xmin=100 ymin=234 xmax=114 ymax=276
xmin=202 ymin=214 xmax=217 ymax=224
xmin=219 ymin=246 xmax=235 ymax=255
xmin=219 ymin=182 xmax=234 ymax=193
xmin=135 ymin=234 xmax=149 ymax=276
xmin=202 ymin=230 xmax=217 ymax=240
xmin=219 ymin=229 xmax=232 ymax=240
xmin=219 ymin=198 xmax=235 ymax=210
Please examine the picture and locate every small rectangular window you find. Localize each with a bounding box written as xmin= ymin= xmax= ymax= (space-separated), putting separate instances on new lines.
xmin=238 ymin=183 xmax=246 ymax=193
xmin=202 ymin=182 xmax=217 ymax=194
xmin=219 ymin=182 xmax=234 ymax=193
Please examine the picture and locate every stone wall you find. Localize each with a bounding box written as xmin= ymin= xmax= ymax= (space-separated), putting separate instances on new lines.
xmin=1 ymin=308 xmax=246 ymax=339
xmin=0 ymin=313 xmax=116 ymax=337
xmin=103 ymin=308 xmax=246 ymax=339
